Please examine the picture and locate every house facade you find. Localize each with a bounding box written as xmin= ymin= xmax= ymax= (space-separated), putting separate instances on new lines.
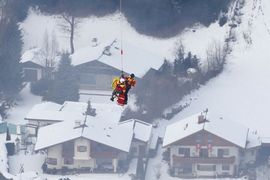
xmin=163 ymin=113 xmax=261 ymax=178
xmin=167 ymin=130 xmax=241 ymax=178
xmin=22 ymin=61 xmax=45 ymax=82
xmin=32 ymin=102 xmax=153 ymax=173
xmin=35 ymin=119 xmax=153 ymax=173
xmin=44 ymin=138 xmax=128 ymax=173
xmin=75 ymin=60 xmax=126 ymax=91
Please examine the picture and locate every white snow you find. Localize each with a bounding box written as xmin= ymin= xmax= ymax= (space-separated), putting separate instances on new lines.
xmin=121 ymin=119 xmax=153 ymax=142
xmin=163 ymin=112 xmax=249 ymax=148
xmin=6 ymin=84 xmax=42 ymax=125
xmin=165 ymin=0 xmax=270 ymax=139
xmin=25 ymin=101 xmax=86 ymax=122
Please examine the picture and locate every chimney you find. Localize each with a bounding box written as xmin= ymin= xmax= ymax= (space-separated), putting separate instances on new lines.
xmin=198 ymin=115 xmax=206 ymax=124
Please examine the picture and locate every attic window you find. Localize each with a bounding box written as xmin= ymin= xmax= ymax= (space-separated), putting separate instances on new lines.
xmin=107 ymin=135 xmax=111 ymax=137
xmin=77 ymin=146 xmax=87 ymax=152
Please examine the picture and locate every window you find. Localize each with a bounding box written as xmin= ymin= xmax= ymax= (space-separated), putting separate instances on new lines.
xmin=46 ymin=158 xmax=57 ymax=165
xmin=199 ymin=148 xmax=209 ymax=158
xmin=64 ymin=157 xmax=74 ymax=165
xmin=178 ymin=148 xmax=190 ymax=157
xmin=77 ymin=146 xmax=87 ymax=152
xmin=222 ymin=164 xmax=230 ymax=171
xmin=218 ymin=148 xmax=229 ymax=157
xmin=197 ymin=164 xmax=216 ymax=171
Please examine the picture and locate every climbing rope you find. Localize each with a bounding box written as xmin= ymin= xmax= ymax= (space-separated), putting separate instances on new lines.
xmin=120 ymin=0 xmax=124 ymax=74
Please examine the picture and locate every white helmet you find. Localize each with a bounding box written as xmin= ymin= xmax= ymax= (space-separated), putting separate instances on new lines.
xmin=120 ymin=78 xmax=125 ymax=83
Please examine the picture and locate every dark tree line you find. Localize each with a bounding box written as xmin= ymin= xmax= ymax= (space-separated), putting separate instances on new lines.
xmin=28 ymin=0 xmax=231 ymax=38
xmin=0 ymin=0 xmax=28 ymax=120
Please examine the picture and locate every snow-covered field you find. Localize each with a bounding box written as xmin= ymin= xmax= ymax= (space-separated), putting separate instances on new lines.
xmin=2 ymin=0 xmax=270 ymax=179
xmin=160 ymin=0 xmax=270 ymax=139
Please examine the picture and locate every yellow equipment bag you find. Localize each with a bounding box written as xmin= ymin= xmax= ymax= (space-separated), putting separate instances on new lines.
xmin=112 ymin=77 xmax=120 ymax=89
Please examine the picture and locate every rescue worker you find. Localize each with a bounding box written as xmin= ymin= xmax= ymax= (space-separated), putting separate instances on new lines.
xmin=110 ymin=77 xmax=126 ymax=102
xmin=124 ymin=73 xmax=136 ymax=104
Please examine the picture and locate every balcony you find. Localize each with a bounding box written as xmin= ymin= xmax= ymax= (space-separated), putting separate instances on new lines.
xmin=173 ymin=155 xmax=235 ymax=166
xmin=90 ymin=151 xmax=118 ymax=158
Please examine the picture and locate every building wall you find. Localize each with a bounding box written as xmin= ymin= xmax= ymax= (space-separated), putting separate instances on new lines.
xmin=168 ymin=130 xmax=243 ymax=177
xmin=79 ymin=73 xmax=115 ymax=91
xmin=74 ymin=138 xmax=91 ymax=161
xmin=23 ymin=68 xmax=42 ymax=82
xmin=243 ymin=148 xmax=258 ymax=164
xmin=170 ymin=144 xmax=239 ymax=177
xmin=47 ymin=144 xmax=63 ymax=169
xmin=131 ymin=140 xmax=147 ymax=157
xmin=45 ymin=138 xmax=128 ymax=172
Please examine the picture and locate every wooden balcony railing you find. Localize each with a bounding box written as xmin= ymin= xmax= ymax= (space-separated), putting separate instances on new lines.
xmin=173 ymin=155 xmax=235 ymax=166
xmin=90 ymin=151 xmax=118 ymax=158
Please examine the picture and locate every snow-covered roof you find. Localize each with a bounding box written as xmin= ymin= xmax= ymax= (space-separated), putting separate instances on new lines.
xmin=35 ymin=117 xmax=134 ymax=152
xmin=246 ymin=130 xmax=262 ymax=149
xmin=134 ymin=120 xmax=152 ymax=142
xmin=71 ymin=39 xmax=164 ymax=78
xmin=35 ymin=101 xmax=130 ymax=151
xmin=261 ymin=137 xmax=270 ymax=144
xmin=25 ymin=101 xmax=86 ymax=122
xmin=163 ymin=112 xmax=249 ymax=148
xmin=119 ymin=119 xmax=153 ymax=142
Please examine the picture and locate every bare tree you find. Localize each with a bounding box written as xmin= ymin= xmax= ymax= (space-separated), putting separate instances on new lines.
xmin=42 ymin=29 xmax=50 ymax=68
xmin=41 ymin=30 xmax=59 ymax=79
xmin=60 ymin=13 xmax=80 ymax=54
xmin=205 ymin=40 xmax=226 ymax=74
xmin=49 ymin=30 xmax=59 ymax=67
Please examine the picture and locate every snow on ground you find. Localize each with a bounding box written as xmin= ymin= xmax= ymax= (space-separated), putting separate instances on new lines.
xmin=6 ymin=83 xmax=42 ymax=125
xmin=163 ymin=0 xmax=270 ymax=138
xmin=20 ymin=8 xmax=230 ymax=77
xmin=8 ymin=152 xmax=46 ymax=175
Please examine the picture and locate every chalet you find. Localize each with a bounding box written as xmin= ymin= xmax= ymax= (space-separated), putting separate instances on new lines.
xmin=163 ymin=112 xmax=261 ymax=178
xmin=28 ymin=101 xmax=153 ymax=173
xmin=35 ymin=117 xmax=152 ymax=173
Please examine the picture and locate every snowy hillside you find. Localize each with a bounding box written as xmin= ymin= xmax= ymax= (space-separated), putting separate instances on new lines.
xmin=163 ymin=0 xmax=270 ymax=138
xmin=20 ymin=9 xmax=228 ymax=77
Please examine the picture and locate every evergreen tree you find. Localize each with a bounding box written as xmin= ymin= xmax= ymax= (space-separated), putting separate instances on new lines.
xmin=0 ymin=20 xmax=23 ymax=95
xmin=173 ymin=41 xmax=185 ymax=76
xmin=44 ymin=53 xmax=79 ymax=104
xmin=183 ymin=52 xmax=192 ymax=71
xmin=191 ymin=55 xmax=200 ymax=69
xmin=159 ymin=59 xmax=172 ymax=75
